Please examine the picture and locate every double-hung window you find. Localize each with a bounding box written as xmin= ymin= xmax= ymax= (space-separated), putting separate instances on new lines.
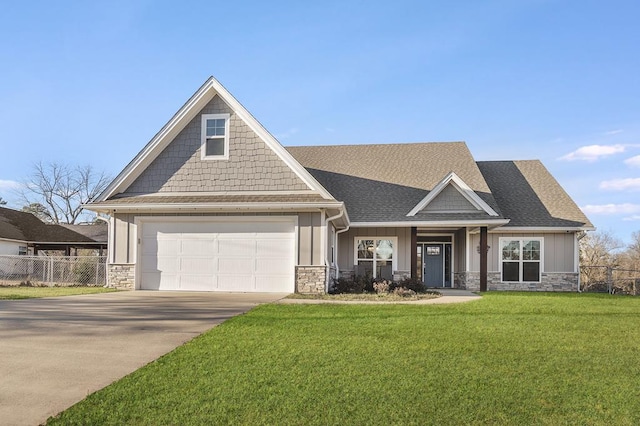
xmin=355 ymin=238 xmax=396 ymax=279
xmin=201 ymin=113 xmax=230 ymax=160
xmin=500 ymin=238 xmax=542 ymax=282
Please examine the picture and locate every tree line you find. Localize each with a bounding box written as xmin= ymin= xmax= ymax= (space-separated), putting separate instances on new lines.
xmin=1 ymin=162 xmax=111 ymax=224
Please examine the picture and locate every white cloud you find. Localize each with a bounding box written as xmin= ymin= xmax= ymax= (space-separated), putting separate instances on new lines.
xmin=599 ymin=178 xmax=640 ymax=191
xmin=275 ymin=127 xmax=299 ymax=140
xmin=604 ymin=129 xmax=623 ymax=135
xmin=623 ymin=215 xmax=640 ymax=221
xmin=581 ymin=203 xmax=640 ymax=215
xmin=624 ymin=155 xmax=640 ymax=167
xmin=0 ymin=179 xmax=21 ymax=190
xmin=559 ymin=144 xmax=626 ymax=162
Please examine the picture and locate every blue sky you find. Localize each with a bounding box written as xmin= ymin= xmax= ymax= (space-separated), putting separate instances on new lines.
xmin=1 ymin=1 xmax=639 ymax=243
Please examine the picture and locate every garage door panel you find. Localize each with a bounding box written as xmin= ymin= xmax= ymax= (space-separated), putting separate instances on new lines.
xmin=217 ymin=274 xmax=254 ymax=292
xmin=156 ymin=256 xmax=179 ymax=273
xmin=218 ymin=238 xmax=255 ymax=256
xmin=179 ymin=257 xmax=216 ymax=274
xmin=179 ymin=274 xmax=215 ymax=291
xmin=180 ymin=239 xmax=215 ymax=255
xmin=256 ymin=275 xmax=292 ymax=292
xmin=256 ymin=239 xmax=292 ymax=258
xmin=218 ymin=258 xmax=254 ymax=273
xmin=255 ymin=258 xmax=291 ymax=274
xmin=140 ymin=219 xmax=295 ymax=292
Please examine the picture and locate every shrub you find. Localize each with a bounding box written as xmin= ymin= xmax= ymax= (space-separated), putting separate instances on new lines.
xmin=396 ymin=277 xmax=426 ymax=293
xmin=393 ymin=287 xmax=417 ymax=297
xmin=73 ymin=261 xmax=96 ymax=284
xmin=373 ymin=280 xmax=391 ymax=294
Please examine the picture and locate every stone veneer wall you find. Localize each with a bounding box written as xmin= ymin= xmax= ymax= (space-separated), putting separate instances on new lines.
xmin=393 ymin=270 xmax=411 ymax=281
xmin=456 ymin=271 xmax=579 ymax=292
xmin=296 ymin=266 xmax=326 ymax=294
xmin=107 ymin=264 xmax=135 ymax=290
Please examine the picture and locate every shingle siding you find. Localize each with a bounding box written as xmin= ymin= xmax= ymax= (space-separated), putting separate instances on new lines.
xmin=125 ymin=95 xmax=309 ymax=194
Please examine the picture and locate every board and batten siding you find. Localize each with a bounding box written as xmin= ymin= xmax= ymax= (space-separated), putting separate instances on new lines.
xmin=112 ymin=211 xmax=324 ymax=267
xmin=338 ymin=227 xmax=412 ymax=273
xmin=469 ymin=232 xmax=576 ymax=273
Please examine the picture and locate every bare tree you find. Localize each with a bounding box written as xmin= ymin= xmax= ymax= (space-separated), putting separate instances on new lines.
xmin=19 ymin=162 xmax=111 ymax=224
xmin=580 ymin=230 xmax=624 ymax=291
xmin=0 ymin=196 xmax=6 ymax=205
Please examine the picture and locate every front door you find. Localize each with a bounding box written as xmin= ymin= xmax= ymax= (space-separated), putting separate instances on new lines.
xmin=423 ymin=244 xmax=444 ymax=287
xmin=422 ymin=243 xmax=452 ymax=288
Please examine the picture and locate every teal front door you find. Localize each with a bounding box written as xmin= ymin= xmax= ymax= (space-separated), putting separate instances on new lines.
xmin=422 ymin=243 xmax=452 ymax=288
xmin=423 ymin=244 xmax=444 ymax=287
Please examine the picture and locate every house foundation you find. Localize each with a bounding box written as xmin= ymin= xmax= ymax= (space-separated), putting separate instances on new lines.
xmin=295 ymin=265 xmax=326 ymax=294
xmin=107 ymin=264 xmax=135 ymax=290
xmin=455 ymin=271 xmax=578 ymax=292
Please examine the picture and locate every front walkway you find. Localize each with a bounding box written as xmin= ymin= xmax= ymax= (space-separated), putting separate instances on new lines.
xmin=0 ymin=291 xmax=286 ymax=425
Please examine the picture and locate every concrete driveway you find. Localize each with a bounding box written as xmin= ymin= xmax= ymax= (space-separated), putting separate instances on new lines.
xmin=0 ymin=291 xmax=286 ymax=426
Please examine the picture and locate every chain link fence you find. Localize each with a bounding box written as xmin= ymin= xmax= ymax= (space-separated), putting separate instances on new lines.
xmin=0 ymin=255 xmax=107 ymax=287
xmin=580 ymin=265 xmax=640 ymax=295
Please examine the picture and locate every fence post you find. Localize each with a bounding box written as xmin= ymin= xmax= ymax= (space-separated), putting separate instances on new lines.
xmin=606 ymin=266 xmax=613 ymax=294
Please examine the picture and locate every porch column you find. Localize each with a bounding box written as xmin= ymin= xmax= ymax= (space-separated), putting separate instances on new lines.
xmin=410 ymin=227 xmax=417 ymax=279
xmin=480 ymin=226 xmax=488 ymax=291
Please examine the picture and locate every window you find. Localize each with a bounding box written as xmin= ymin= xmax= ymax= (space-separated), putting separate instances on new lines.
xmin=500 ymin=238 xmax=542 ymax=282
xmin=18 ymin=246 xmax=28 ymax=255
xmin=201 ymin=113 xmax=230 ymax=160
xmin=355 ymin=238 xmax=396 ymax=279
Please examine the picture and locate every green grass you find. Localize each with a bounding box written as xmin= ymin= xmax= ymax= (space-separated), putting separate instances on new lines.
xmin=0 ymin=286 xmax=117 ymax=299
xmin=48 ymin=292 xmax=640 ymax=425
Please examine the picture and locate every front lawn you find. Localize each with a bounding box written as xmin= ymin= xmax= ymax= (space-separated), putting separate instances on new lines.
xmin=0 ymin=286 xmax=117 ymax=300
xmin=49 ymin=292 xmax=640 ymax=425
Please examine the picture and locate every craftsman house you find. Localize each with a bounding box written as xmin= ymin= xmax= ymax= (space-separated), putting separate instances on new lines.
xmin=88 ymin=77 xmax=593 ymax=293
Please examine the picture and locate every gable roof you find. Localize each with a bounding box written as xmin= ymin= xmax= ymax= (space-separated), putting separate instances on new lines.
xmin=407 ymin=172 xmax=499 ymax=217
xmin=0 ymin=207 xmax=106 ymax=244
xmin=96 ymin=76 xmax=334 ymax=202
xmin=287 ymin=142 xmax=506 ymax=225
xmin=477 ymin=160 xmax=594 ymax=229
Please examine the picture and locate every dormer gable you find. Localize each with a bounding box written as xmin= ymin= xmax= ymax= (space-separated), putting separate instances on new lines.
xmin=407 ymin=172 xmax=499 ymax=217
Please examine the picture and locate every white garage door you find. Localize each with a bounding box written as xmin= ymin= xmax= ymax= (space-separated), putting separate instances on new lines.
xmin=139 ymin=218 xmax=295 ymax=292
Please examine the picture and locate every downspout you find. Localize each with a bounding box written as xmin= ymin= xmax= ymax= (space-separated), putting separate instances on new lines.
xmin=576 ymin=231 xmax=587 ymax=293
xmin=95 ymin=214 xmax=111 ymax=288
xmin=325 ymin=208 xmax=347 ymax=293
xmin=334 ymin=225 xmax=351 ymax=286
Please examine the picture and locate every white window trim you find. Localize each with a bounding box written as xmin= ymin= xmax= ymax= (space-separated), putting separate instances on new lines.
xmin=353 ymin=237 xmax=398 ymax=278
xmin=200 ymin=113 xmax=230 ymax=160
xmin=498 ymin=237 xmax=544 ymax=283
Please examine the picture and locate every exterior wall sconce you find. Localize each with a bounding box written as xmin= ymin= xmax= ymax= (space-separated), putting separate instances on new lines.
xmin=476 ymin=245 xmax=491 ymax=253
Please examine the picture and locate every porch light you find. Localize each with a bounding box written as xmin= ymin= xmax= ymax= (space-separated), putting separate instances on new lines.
xmin=476 ymin=245 xmax=491 ymax=253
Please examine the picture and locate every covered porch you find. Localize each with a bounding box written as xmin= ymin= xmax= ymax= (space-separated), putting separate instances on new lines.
xmin=337 ymin=225 xmax=492 ymax=291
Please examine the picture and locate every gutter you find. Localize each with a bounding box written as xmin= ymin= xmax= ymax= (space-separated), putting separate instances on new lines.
xmin=84 ymin=201 xmax=345 ymax=214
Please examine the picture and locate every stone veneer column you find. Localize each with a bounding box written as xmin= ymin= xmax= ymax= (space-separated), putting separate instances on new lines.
xmin=295 ymin=266 xmax=326 ymax=294
xmin=107 ymin=264 xmax=135 ymax=290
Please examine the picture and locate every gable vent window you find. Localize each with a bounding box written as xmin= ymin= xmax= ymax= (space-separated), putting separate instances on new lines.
xmin=201 ymin=113 xmax=230 ymax=160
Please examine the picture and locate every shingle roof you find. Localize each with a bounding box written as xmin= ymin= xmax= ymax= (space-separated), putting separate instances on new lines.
xmin=0 ymin=207 xmax=105 ymax=243
xmin=287 ymin=143 xmax=503 ymax=223
xmin=477 ymin=161 xmax=593 ymax=228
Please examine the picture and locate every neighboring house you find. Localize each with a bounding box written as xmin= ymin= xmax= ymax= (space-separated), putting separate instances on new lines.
xmin=0 ymin=207 xmax=107 ymax=255
xmin=88 ymin=77 xmax=593 ymax=293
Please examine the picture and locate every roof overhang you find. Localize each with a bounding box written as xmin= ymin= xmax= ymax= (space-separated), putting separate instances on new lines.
xmin=87 ymin=201 xmax=345 ymax=214
xmin=484 ymin=226 xmax=596 ymax=233
xmin=350 ymin=219 xmax=510 ymax=229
